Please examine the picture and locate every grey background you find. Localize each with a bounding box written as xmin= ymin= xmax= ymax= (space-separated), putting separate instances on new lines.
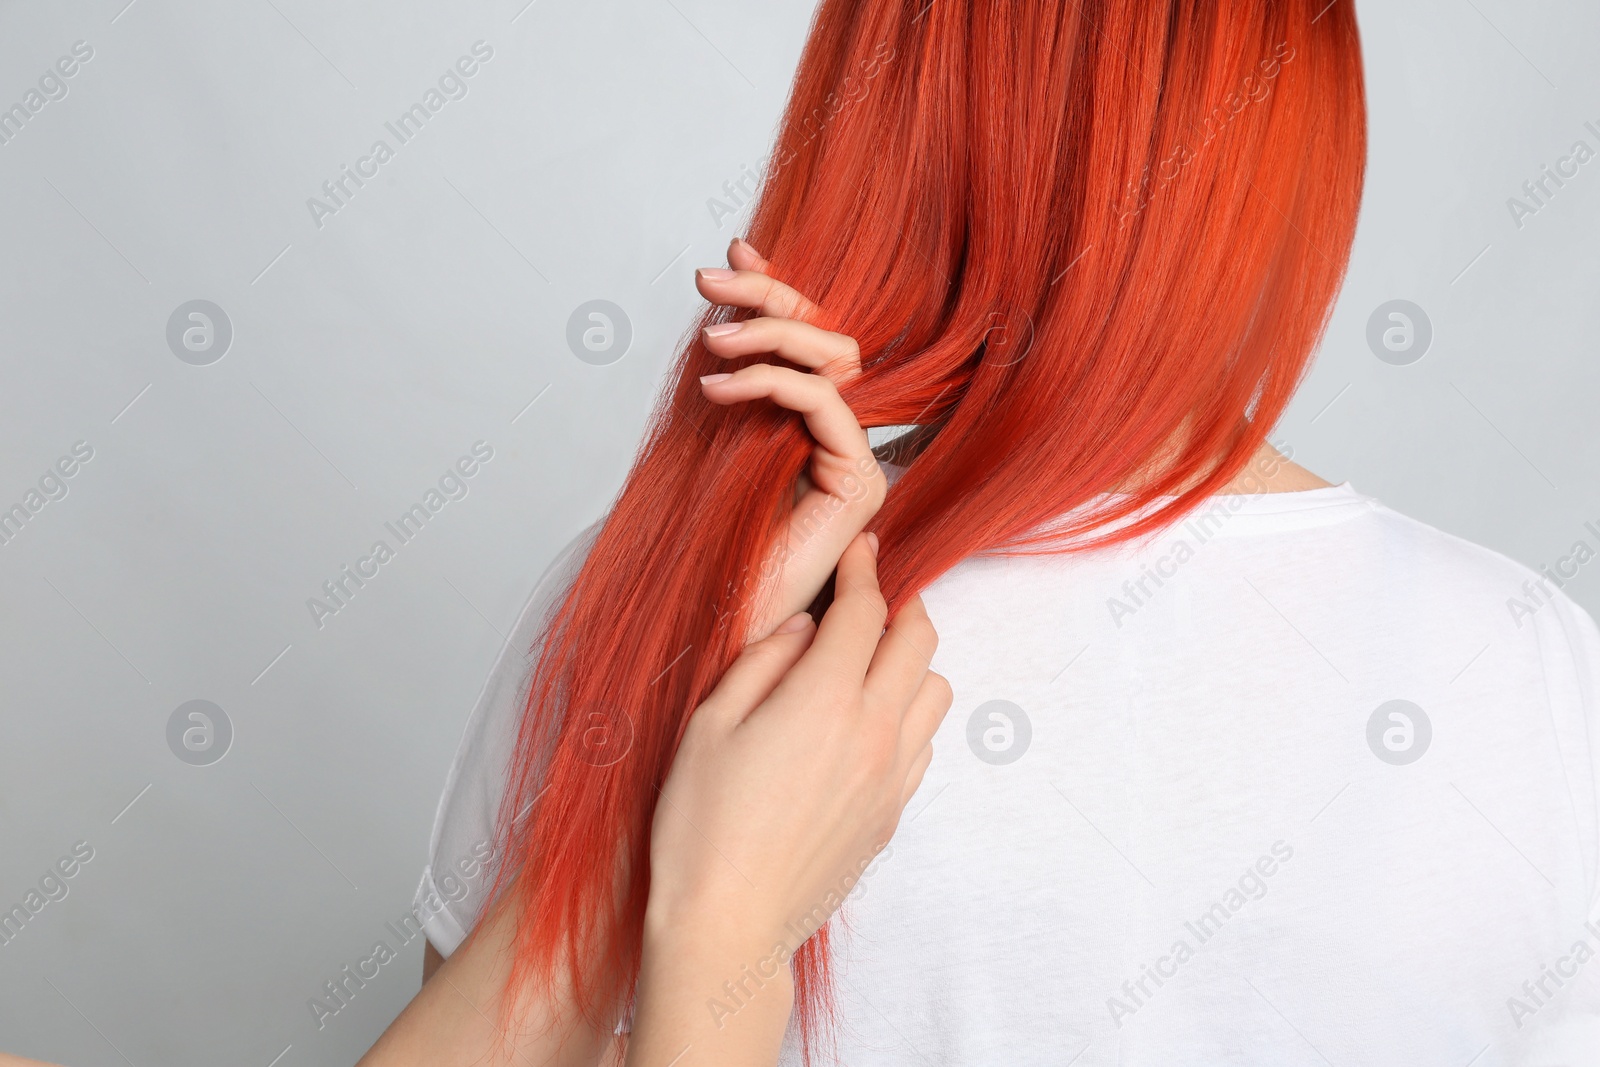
xmin=0 ymin=1 xmax=1593 ymax=1064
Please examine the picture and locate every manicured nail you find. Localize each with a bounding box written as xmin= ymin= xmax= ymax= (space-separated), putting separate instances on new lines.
xmin=866 ymin=531 xmax=880 ymax=557
xmin=697 ymin=267 xmax=737 ymax=282
xmin=699 ymin=373 xmax=733 ymax=386
xmin=733 ymin=236 xmax=758 ymax=256
xmin=703 ymin=322 xmax=744 ymax=337
xmin=777 ymin=611 xmax=812 ymax=633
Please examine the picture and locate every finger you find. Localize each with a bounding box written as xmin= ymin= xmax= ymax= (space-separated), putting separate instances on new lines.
xmin=700 ymin=612 xmax=816 ymax=725
xmin=700 ymin=358 xmax=885 ymax=646
xmin=699 ymin=363 xmax=873 ymax=464
xmin=695 ymin=267 xmax=824 ymax=325
xmin=701 ymin=316 xmax=862 ymax=378
xmin=747 ymin=469 xmax=886 ymax=644
xmin=797 ymin=533 xmax=887 ymax=686
xmin=862 ymin=595 xmax=938 ymax=713
xmin=898 ymin=670 xmax=953 ymax=760
xmin=900 ymin=741 xmax=935 ymax=809
xmin=727 ymin=236 xmax=772 ymax=274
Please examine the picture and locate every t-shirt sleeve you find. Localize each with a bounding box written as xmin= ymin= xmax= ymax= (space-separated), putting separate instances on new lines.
xmin=1542 ymin=593 xmax=1600 ymax=918
xmin=1504 ymin=590 xmax=1600 ymax=1062
xmin=412 ymin=522 xmax=600 ymax=957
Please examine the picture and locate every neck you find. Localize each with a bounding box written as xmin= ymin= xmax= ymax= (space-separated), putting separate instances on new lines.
xmin=1219 ymin=441 xmax=1332 ymax=494
xmin=873 ymin=428 xmax=1331 ymax=496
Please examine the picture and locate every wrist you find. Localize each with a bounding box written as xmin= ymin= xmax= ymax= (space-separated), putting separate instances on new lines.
xmin=643 ymin=871 xmax=781 ymax=950
xmin=639 ymin=923 xmax=797 ymax=1009
xmin=643 ymin=893 xmax=778 ymax=968
xmin=635 ymin=900 xmax=796 ymax=1058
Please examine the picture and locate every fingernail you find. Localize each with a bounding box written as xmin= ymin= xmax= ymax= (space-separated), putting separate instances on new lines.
xmin=733 ymin=236 xmax=758 ymax=255
xmin=703 ymin=322 xmax=744 ymax=337
xmin=699 ymin=373 xmax=733 ymax=386
xmin=777 ymin=611 xmax=811 ymax=633
xmin=866 ymin=531 xmax=880 ymax=557
xmin=697 ymin=267 xmax=737 ymax=282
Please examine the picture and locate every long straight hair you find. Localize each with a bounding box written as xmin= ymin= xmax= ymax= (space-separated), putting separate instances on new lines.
xmin=489 ymin=0 xmax=1365 ymax=1056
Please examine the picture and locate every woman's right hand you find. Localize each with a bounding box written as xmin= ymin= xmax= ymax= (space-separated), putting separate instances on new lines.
xmin=696 ymin=238 xmax=889 ymax=644
xmin=365 ymin=535 xmax=947 ymax=1067
xmin=625 ymin=532 xmax=952 ymax=1066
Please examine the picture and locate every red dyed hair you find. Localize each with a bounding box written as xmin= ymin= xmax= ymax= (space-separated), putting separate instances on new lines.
xmin=489 ymin=0 xmax=1366 ymax=1056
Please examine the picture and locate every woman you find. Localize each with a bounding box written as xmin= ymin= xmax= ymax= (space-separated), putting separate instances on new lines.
xmin=370 ymin=1 xmax=1600 ymax=1064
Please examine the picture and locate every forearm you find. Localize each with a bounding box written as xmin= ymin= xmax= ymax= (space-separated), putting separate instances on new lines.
xmin=625 ymin=905 xmax=795 ymax=1067
xmin=360 ymin=893 xmax=614 ymax=1067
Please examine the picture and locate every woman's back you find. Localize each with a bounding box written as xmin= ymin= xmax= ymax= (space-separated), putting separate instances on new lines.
xmin=418 ymin=475 xmax=1600 ymax=1065
xmin=816 ymin=480 xmax=1599 ymax=1064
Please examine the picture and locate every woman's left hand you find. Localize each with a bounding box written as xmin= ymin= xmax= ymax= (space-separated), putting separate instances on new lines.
xmin=695 ymin=238 xmax=889 ymax=644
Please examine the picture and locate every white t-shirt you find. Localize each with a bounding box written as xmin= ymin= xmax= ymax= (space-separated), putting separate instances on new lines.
xmin=415 ymin=477 xmax=1600 ymax=1065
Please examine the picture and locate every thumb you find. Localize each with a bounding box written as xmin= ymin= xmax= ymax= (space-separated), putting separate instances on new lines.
xmin=704 ymin=611 xmax=816 ymax=725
